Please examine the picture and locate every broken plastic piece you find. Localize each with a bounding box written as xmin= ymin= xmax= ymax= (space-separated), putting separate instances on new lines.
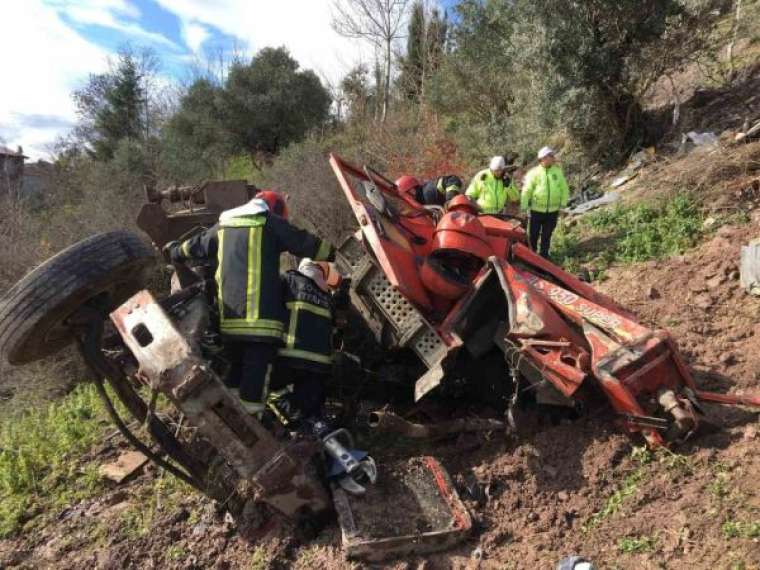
xmin=740 ymin=238 xmax=760 ymax=296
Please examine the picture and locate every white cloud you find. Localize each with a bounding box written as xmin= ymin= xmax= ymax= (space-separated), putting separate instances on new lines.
xmin=0 ymin=0 xmax=418 ymax=159
xmin=153 ymin=0 xmax=376 ymax=86
xmin=0 ymin=1 xmax=108 ymax=159
xmin=183 ymin=21 xmax=210 ymax=53
xmin=48 ymin=0 xmax=181 ymax=50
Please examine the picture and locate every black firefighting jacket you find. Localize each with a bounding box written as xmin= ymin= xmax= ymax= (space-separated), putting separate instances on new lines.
xmin=169 ymin=212 xmax=333 ymax=342
xmin=420 ymin=175 xmax=463 ymax=205
xmin=278 ymin=270 xmax=334 ymax=372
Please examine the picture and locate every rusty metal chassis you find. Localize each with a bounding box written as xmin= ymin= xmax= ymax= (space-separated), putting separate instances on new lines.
xmin=69 ymin=286 xmax=331 ymax=525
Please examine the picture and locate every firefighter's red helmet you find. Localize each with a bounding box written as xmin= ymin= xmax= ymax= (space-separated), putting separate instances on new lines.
xmin=446 ymin=194 xmax=478 ymax=215
xmin=395 ymin=175 xmax=421 ymax=196
xmin=258 ymin=190 xmax=289 ymax=219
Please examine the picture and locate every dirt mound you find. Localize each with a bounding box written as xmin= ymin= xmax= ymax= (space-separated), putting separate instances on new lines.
xmin=3 ymin=403 xmax=757 ymax=569
xmin=598 ymin=223 xmax=760 ymax=393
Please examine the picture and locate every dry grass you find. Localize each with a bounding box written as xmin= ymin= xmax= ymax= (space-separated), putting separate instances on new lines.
xmin=621 ymin=139 xmax=760 ymax=207
xmin=0 ymin=159 xmax=148 ymax=417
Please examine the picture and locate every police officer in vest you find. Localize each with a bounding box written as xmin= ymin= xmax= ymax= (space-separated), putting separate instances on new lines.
xmin=165 ymin=191 xmax=334 ymax=415
xmin=520 ymin=147 xmax=570 ymax=259
xmin=465 ymin=156 xmax=520 ymax=215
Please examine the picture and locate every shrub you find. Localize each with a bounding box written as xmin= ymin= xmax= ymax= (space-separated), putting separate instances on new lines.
xmin=554 ymin=194 xmax=703 ymax=273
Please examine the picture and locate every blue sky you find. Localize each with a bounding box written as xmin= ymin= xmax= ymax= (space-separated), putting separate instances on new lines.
xmin=0 ymin=0 xmax=453 ymax=159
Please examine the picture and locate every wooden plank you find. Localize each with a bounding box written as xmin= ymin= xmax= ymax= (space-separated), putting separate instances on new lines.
xmin=99 ymin=450 xmax=149 ymax=484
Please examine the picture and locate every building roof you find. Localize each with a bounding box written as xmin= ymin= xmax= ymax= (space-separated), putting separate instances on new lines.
xmin=0 ymin=145 xmax=27 ymax=158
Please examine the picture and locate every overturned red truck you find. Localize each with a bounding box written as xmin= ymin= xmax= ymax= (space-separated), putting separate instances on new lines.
xmin=0 ymin=161 xmax=758 ymax=560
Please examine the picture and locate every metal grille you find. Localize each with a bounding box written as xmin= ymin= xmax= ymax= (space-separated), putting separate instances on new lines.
xmin=359 ymin=264 xmax=447 ymax=367
xmin=366 ymin=269 xmax=419 ymax=335
xmin=413 ymin=328 xmax=446 ymax=364
xmin=336 ymin=235 xmax=365 ymax=276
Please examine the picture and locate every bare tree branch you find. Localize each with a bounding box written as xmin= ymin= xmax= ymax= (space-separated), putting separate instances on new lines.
xmin=331 ymin=0 xmax=412 ymax=121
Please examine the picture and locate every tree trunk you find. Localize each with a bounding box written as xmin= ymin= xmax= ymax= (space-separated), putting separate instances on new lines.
xmin=727 ymin=0 xmax=742 ymax=83
xmin=382 ymin=38 xmax=391 ymax=122
xmin=374 ymin=55 xmax=382 ymax=122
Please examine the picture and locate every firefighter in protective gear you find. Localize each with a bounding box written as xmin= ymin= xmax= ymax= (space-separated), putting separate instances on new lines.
xmin=465 ymin=156 xmax=520 ymax=214
xmin=419 ymin=175 xmax=463 ymax=206
xmin=520 ymin=146 xmax=570 ymax=258
xmin=395 ymin=175 xmax=422 ymax=202
xmin=267 ymin=259 xmax=345 ymax=424
xmin=166 ymin=193 xmax=334 ymax=414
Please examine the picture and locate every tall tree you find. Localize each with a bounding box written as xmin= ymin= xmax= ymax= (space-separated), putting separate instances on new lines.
xmin=332 ymin=0 xmax=412 ymax=122
xmin=73 ymin=48 xmax=158 ymax=161
xmin=399 ymin=3 xmax=448 ymax=101
xmin=340 ymin=64 xmax=374 ymax=121
xmin=216 ymin=47 xmax=331 ymax=160
xmin=424 ymin=8 xmax=446 ymax=76
xmin=511 ymin=0 xmax=721 ymax=160
xmin=400 ymin=1 xmax=425 ymax=99
xmin=426 ymin=1 xmax=515 ymax=139
xmin=161 ymin=78 xmax=227 ymax=181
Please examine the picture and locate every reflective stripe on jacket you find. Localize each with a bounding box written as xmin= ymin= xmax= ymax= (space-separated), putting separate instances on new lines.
xmin=465 ymin=168 xmax=519 ymax=214
xmin=278 ymin=271 xmax=334 ymax=372
xmin=520 ymin=164 xmax=570 ymax=213
xmin=418 ymin=175 xmax=462 ymax=206
xmin=169 ymin=213 xmax=333 ymax=342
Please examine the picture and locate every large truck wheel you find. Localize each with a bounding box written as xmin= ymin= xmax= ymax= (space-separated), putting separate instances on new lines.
xmin=0 ymin=231 xmax=155 ymax=365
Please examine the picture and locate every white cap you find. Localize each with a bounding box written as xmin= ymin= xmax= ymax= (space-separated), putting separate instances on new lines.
xmin=537 ymin=146 xmax=555 ymax=160
xmin=489 ymin=156 xmax=506 ymax=171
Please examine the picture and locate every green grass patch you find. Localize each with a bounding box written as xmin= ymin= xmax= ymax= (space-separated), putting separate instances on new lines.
xmin=554 ymin=194 xmax=704 ymax=274
xmin=722 ymin=520 xmax=760 ymax=539
xmin=708 ymin=471 xmax=731 ymax=499
xmin=583 ymin=446 xmax=652 ymax=531
xmin=166 ymin=544 xmax=188 ymax=561
xmin=0 ymin=383 xmax=110 ymax=538
xmin=618 ymin=534 xmax=658 ymax=554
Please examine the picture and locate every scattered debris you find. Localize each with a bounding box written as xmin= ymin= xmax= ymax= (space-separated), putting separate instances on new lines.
xmin=368 ymin=410 xmax=505 ymax=439
xmin=99 ymin=450 xmax=149 ymax=483
xmin=646 ymin=286 xmax=661 ymax=300
xmin=628 ymin=147 xmax=656 ymax=171
xmin=702 ymin=216 xmax=718 ymax=230
xmin=461 ymin=471 xmax=486 ymax=505
xmin=740 ymin=238 xmax=760 ymax=296
xmin=565 ymin=191 xmax=621 ymax=216
xmin=686 ymin=131 xmax=719 ymax=147
xmin=611 ymin=174 xmax=637 ymax=189
xmin=557 ymin=556 xmax=595 ymax=570
xmin=567 ymin=186 xmax=603 ymax=209
xmin=734 ymin=120 xmax=760 ymax=144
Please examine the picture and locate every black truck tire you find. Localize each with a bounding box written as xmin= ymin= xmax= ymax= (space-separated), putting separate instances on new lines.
xmin=0 ymin=231 xmax=155 ymax=365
